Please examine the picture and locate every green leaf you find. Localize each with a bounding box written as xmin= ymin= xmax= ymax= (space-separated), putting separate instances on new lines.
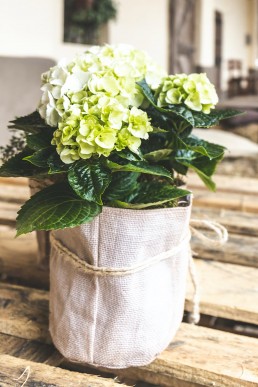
xmin=137 ymin=79 xmax=156 ymax=104
xmin=47 ymin=152 xmax=70 ymax=174
xmin=176 ymin=152 xmax=224 ymax=191
xmin=23 ymin=147 xmax=55 ymax=168
xmin=144 ymin=148 xmax=173 ymax=162
xmin=116 ymin=149 xmax=143 ymax=161
xmin=26 ymin=128 xmax=54 ymax=151
xmin=0 ymin=148 xmax=46 ymax=177
xmin=8 ymin=111 xmax=51 ymax=133
xmin=185 ymin=135 xmax=226 ymax=159
xmin=112 ymin=181 xmax=190 ymax=209
xmin=193 ymin=108 xmax=244 ymax=128
xmin=16 ymin=182 xmax=101 ymax=235
xmin=180 ymin=161 xmax=216 ymax=191
xmin=104 ymin=172 xmax=139 ymax=201
xmin=68 ymin=159 xmax=111 ymax=205
xmin=106 ymin=160 xmax=172 ymax=179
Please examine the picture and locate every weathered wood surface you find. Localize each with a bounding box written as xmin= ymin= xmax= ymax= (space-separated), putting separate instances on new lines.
xmin=0 ymin=354 xmax=124 ymax=386
xmin=191 ymin=207 xmax=258 ymax=237
xmin=188 ymin=173 xmax=258 ymax=196
xmin=186 ymin=259 xmax=258 ymax=324
xmin=0 ymin=332 xmax=61 ymax=366
xmin=114 ymin=323 xmax=258 ymax=387
xmin=0 ymin=285 xmax=258 ymax=387
xmin=0 ymin=283 xmax=50 ymax=343
xmin=193 ymin=191 xmax=258 ymax=213
xmin=0 ymin=226 xmax=49 ymax=289
xmin=191 ymin=231 xmax=258 ymax=267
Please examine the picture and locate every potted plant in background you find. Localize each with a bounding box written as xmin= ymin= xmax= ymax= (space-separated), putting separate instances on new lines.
xmin=0 ymin=44 xmax=240 ymax=368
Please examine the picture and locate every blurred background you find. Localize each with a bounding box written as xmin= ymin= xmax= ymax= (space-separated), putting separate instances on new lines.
xmin=0 ymin=0 xmax=258 ymax=175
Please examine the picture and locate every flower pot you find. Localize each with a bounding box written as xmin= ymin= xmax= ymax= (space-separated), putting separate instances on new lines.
xmin=49 ymin=200 xmax=192 ymax=369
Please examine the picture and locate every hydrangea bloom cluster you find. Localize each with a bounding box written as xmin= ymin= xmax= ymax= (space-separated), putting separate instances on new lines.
xmin=38 ymin=44 xmax=166 ymax=163
xmin=157 ymin=73 xmax=218 ymax=114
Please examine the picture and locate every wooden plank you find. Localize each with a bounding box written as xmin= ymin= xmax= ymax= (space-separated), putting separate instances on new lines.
xmin=1 ymin=283 xmax=258 ymax=386
xmin=186 ymin=259 xmax=258 ymax=325
xmin=0 ymin=332 xmax=62 ymax=366
xmin=0 ymin=283 xmax=50 ymax=343
xmin=192 ymin=191 xmax=258 ymax=213
xmin=0 ymin=201 xmax=18 ymax=226
xmin=0 ymin=354 xmax=123 ymax=386
xmin=113 ymin=323 xmax=258 ymax=387
xmin=191 ymin=231 xmax=258 ymax=267
xmin=0 ymin=181 xmax=29 ymax=203
xmin=191 ymin=207 xmax=258 ymax=237
xmin=188 ymin=173 xmax=258 ymax=196
xmin=0 ymin=226 xmax=49 ymax=289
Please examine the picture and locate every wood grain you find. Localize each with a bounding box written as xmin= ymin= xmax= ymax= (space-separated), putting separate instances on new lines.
xmin=0 ymin=332 xmax=62 ymax=366
xmin=191 ymin=231 xmax=258 ymax=267
xmin=191 ymin=207 xmax=258 ymax=237
xmin=185 ymin=259 xmax=258 ymax=324
xmin=0 ymin=282 xmax=50 ymax=343
xmin=113 ymin=323 xmax=258 ymax=387
xmin=192 ymin=191 xmax=258 ymax=213
xmin=1 ymin=283 xmax=258 ymax=386
xmin=0 ymin=225 xmax=49 ymax=289
xmin=188 ymin=173 xmax=258 ymax=196
xmin=0 ymin=354 xmax=123 ymax=386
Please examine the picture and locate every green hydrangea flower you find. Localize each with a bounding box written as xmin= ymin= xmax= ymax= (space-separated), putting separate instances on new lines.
xmin=157 ymin=73 xmax=218 ymax=113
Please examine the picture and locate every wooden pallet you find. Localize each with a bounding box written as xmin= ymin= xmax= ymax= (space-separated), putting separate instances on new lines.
xmin=0 ymin=175 xmax=258 ymax=386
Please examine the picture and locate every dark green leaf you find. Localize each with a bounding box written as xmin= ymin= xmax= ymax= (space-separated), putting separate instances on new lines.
xmin=112 ymin=181 xmax=190 ymax=209
xmin=175 ymin=151 xmax=224 ymax=191
xmin=47 ymin=152 xmax=70 ymax=174
xmin=16 ymin=182 xmax=101 ymax=235
xmin=68 ymin=159 xmax=111 ymax=205
xmin=185 ymin=135 xmax=226 ymax=159
xmin=23 ymin=147 xmax=55 ymax=168
xmin=193 ymin=108 xmax=244 ymax=128
xmin=116 ymin=149 xmax=143 ymax=161
xmin=106 ymin=160 xmax=172 ymax=179
xmin=104 ymin=172 xmax=139 ymax=201
xmin=137 ymin=79 xmax=156 ymax=104
xmin=26 ymin=128 xmax=54 ymax=151
xmin=8 ymin=111 xmax=51 ymax=133
xmin=0 ymin=148 xmax=46 ymax=177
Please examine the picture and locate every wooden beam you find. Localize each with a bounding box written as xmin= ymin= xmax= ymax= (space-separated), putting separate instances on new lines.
xmin=0 ymin=226 xmax=49 ymax=289
xmin=188 ymin=173 xmax=258 ymax=196
xmin=192 ymin=207 xmax=258 ymax=237
xmin=0 ymin=354 xmax=123 ymax=386
xmin=0 ymin=332 xmax=61 ymax=366
xmin=191 ymin=231 xmax=258 ymax=268
xmin=1 ymin=282 xmax=258 ymax=386
xmin=193 ymin=191 xmax=258 ymax=213
xmin=186 ymin=259 xmax=258 ymax=324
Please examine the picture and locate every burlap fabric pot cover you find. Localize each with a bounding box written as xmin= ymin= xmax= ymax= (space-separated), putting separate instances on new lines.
xmin=49 ymin=201 xmax=192 ymax=369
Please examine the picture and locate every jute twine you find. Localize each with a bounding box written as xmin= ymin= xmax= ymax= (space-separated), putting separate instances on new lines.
xmin=50 ymin=219 xmax=228 ymax=326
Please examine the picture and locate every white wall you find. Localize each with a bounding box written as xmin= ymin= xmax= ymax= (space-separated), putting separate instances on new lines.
xmin=0 ymin=0 xmax=169 ymax=68
xmin=196 ymin=0 xmax=255 ymax=90
xmin=109 ymin=0 xmax=169 ymax=70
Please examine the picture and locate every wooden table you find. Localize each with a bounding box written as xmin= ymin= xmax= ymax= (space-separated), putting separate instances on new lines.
xmin=0 ymin=175 xmax=258 ymax=386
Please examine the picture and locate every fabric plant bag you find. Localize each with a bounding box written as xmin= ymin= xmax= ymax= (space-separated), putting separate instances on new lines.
xmin=49 ymin=200 xmax=192 ymax=369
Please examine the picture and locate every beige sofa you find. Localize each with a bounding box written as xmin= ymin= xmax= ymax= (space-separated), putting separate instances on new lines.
xmin=0 ymin=56 xmax=55 ymax=145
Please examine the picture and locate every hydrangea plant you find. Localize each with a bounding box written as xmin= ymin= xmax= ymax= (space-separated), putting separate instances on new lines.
xmin=0 ymin=44 xmax=241 ymax=235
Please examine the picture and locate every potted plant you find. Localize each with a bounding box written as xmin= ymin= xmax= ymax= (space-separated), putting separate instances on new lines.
xmin=0 ymin=44 xmax=240 ymax=368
